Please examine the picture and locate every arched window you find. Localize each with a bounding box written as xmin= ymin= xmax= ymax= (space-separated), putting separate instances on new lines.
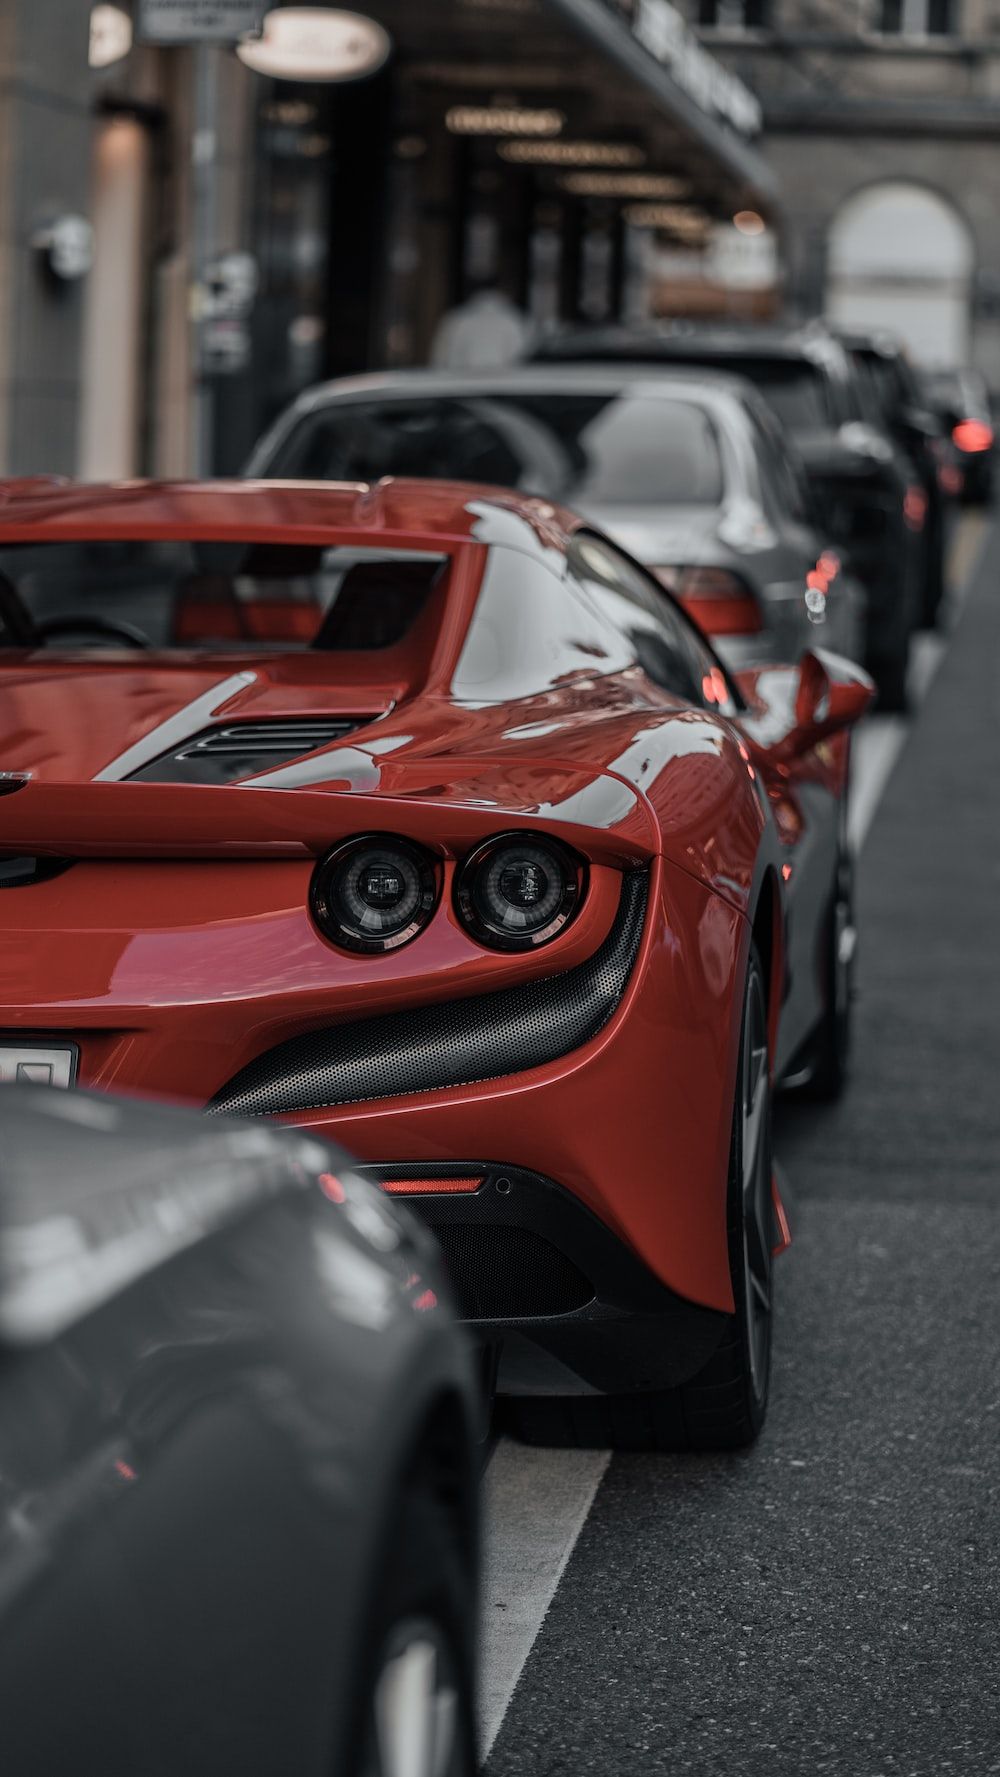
xmin=826 ymin=182 xmax=973 ymax=366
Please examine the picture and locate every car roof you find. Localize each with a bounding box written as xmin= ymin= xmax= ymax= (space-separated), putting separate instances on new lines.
xmin=0 ymin=475 xmax=580 ymax=550
xmin=531 ymin=321 xmax=844 ymax=365
xmin=282 ymin=363 xmax=763 ymax=413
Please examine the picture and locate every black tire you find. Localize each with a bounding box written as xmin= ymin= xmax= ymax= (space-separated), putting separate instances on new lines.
xmin=504 ymin=946 xmax=774 ymax=1454
xmin=918 ymin=508 xmax=946 ymax=630
xmin=349 ymin=1487 xmax=477 ymax=1777
xmin=799 ymin=847 xmax=855 ymax=1103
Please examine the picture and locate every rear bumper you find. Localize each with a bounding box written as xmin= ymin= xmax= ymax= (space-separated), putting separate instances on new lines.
xmin=0 ymin=855 xmax=749 ymax=1315
xmin=359 ymin=1159 xmax=729 ymax=1395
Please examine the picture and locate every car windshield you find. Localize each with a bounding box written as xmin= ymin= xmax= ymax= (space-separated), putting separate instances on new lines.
xmin=268 ymin=393 xmax=725 ymax=508
xmin=0 ymin=540 xmax=445 ymax=652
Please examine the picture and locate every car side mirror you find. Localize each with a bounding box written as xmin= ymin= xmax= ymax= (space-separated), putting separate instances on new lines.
xmin=789 ymin=648 xmax=874 ymax=755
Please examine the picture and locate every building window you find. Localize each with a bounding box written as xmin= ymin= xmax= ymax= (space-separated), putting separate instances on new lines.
xmin=877 ymin=0 xmax=954 ymax=34
xmin=698 ymin=0 xmax=769 ymax=27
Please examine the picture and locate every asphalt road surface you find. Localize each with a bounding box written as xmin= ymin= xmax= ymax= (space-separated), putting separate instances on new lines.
xmin=481 ymin=512 xmax=1000 ymax=1776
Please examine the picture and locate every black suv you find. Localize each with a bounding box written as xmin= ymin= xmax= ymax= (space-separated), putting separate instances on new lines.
xmin=837 ymin=328 xmax=950 ymax=628
xmin=534 ymin=323 xmax=924 ymax=710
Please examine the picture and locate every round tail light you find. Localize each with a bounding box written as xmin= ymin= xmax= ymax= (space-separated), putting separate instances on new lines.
xmin=312 ymin=835 xmax=438 ymax=953
xmin=455 ymin=832 xmax=583 ymax=951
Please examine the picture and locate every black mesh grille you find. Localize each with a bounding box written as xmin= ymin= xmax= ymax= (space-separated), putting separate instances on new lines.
xmin=209 ymin=869 xmax=647 ymax=1118
xmin=432 ymin=1222 xmax=593 ymax=1320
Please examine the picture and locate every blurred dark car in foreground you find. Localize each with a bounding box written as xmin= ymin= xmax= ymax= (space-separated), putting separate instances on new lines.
xmin=247 ymin=366 xmax=864 ymax=672
xmin=837 ymin=328 xmax=951 ymax=627
xmin=533 ymin=323 xmax=926 ymax=710
xmin=0 ymin=1086 xmax=479 ymax=1777
xmin=921 ymin=366 xmax=995 ymax=506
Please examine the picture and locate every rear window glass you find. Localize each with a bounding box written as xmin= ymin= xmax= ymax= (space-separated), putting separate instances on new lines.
xmin=0 ymin=541 xmax=445 ymax=653
xmin=266 ymin=393 xmax=724 ymax=509
xmin=673 ymin=356 xmax=833 ymax=433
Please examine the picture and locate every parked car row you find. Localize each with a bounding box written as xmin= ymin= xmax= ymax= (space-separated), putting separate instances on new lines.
xmin=0 ymin=315 xmax=990 ymax=1770
xmin=248 ymin=317 xmax=988 ymax=711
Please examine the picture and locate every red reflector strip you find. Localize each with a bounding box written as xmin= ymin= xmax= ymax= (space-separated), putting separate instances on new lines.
xmin=771 ymin=1171 xmax=792 ymax=1258
xmin=380 ymin=1176 xmax=482 ymax=1195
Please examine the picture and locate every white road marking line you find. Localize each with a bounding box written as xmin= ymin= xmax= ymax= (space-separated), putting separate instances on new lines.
xmin=479 ymin=1439 xmax=610 ymax=1762
xmin=848 ymin=715 xmax=908 ymax=852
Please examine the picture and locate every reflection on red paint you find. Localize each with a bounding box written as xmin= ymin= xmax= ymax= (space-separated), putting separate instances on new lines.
xmin=114 ymin=1459 xmax=137 ymax=1482
xmin=953 ymin=418 xmax=993 ymax=454
xmin=319 ymin=1171 xmax=346 ymax=1204
xmin=413 ymin=1288 xmax=438 ymax=1312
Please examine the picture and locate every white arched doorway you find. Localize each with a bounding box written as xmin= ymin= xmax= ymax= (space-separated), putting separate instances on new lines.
xmin=826 ymin=182 xmax=973 ymax=367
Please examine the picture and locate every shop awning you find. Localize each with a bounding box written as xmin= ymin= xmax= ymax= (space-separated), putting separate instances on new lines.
xmin=544 ymin=0 xmax=779 ymax=210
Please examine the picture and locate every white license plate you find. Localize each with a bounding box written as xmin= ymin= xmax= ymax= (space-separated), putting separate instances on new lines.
xmin=0 ymin=1044 xmax=78 ymax=1088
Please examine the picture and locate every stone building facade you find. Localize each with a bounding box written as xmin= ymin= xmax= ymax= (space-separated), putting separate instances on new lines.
xmin=689 ymin=0 xmax=1000 ymax=378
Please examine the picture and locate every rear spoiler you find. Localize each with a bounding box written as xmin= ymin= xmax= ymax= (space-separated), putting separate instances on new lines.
xmin=0 ymin=768 xmax=657 ymax=867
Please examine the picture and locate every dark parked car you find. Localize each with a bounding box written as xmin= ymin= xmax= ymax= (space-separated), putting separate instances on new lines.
xmin=532 ymin=323 xmax=926 ymax=710
xmin=837 ymin=329 xmax=951 ymax=627
xmin=0 ymin=1086 xmax=480 ymax=1777
xmin=246 ymin=366 xmax=864 ymax=672
xmin=921 ymin=365 xmax=995 ymax=506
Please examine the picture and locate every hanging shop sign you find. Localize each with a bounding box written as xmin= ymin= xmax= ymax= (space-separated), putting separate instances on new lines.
xmin=137 ymin=0 xmax=264 ymax=44
xmin=235 ymin=9 xmax=392 ymax=81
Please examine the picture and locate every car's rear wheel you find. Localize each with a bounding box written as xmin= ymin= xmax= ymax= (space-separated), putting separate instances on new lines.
xmin=351 ymin=1489 xmax=477 ymax=1777
xmin=504 ymin=945 xmax=774 ymax=1453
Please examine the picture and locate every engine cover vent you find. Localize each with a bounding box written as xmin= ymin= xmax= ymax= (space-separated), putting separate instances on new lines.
xmin=128 ymin=718 xmax=366 ymax=785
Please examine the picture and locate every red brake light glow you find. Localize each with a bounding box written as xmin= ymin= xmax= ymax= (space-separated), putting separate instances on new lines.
xmin=952 ymin=418 xmax=994 ymax=454
xmin=903 ymin=485 xmax=927 ymax=531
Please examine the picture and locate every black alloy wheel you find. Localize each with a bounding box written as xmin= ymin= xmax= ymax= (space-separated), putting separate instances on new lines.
xmin=504 ymin=944 xmax=775 ymax=1452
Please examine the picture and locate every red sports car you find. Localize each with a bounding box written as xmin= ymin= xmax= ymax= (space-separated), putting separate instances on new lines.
xmin=0 ymin=477 xmax=871 ymax=1450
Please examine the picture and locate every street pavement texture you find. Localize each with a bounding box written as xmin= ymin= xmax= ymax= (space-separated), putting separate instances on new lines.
xmin=486 ymin=520 xmax=1000 ymax=1776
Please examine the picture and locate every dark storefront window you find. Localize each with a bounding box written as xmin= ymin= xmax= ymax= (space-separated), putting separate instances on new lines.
xmin=252 ymin=90 xmax=337 ymax=430
xmin=877 ymin=0 xmax=953 ymax=32
xmin=217 ymin=74 xmax=392 ymax=472
xmin=698 ymin=0 xmax=769 ymax=27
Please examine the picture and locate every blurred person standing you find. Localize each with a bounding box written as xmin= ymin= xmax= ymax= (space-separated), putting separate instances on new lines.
xmin=430 ymin=281 xmax=532 ymax=370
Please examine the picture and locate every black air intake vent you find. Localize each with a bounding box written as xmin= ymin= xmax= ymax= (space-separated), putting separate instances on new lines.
xmin=209 ymin=869 xmax=648 ymax=1118
xmin=129 ymin=718 xmax=367 ymax=785
xmin=432 ymin=1223 xmax=593 ymax=1320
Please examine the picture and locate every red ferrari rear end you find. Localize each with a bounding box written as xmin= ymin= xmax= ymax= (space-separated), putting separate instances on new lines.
xmin=0 ymin=476 xmax=860 ymax=1449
